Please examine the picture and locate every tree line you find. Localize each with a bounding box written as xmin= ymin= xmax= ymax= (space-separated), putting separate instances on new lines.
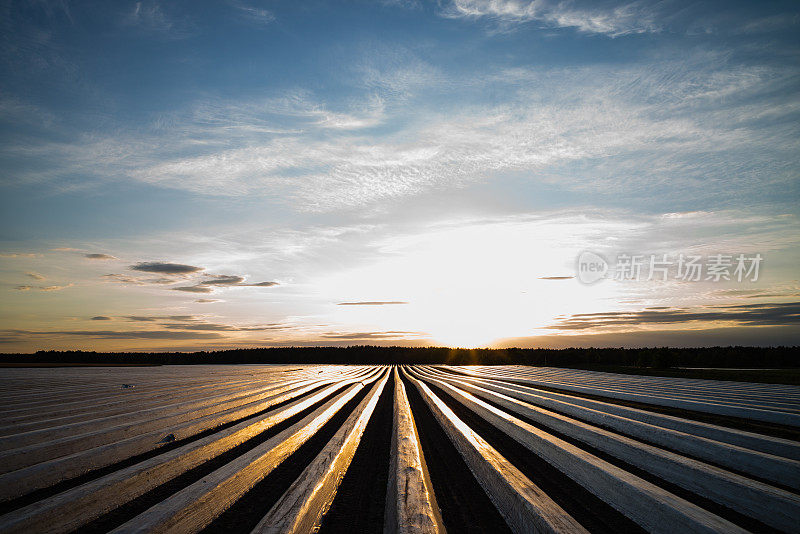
xmin=1 ymin=345 xmax=797 ymax=367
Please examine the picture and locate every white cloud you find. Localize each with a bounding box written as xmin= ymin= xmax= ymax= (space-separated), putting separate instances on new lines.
xmin=230 ymin=1 xmax=275 ymax=25
xmin=359 ymin=57 xmax=444 ymax=102
xmin=0 ymin=95 xmax=57 ymax=130
xmin=739 ymin=14 xmax=800 ymax=35
xmin=0 ymin=253 xmax=40 ymax=258
xmin=382 ymin=0 xmax=422 ymax=8
xmin=15 ymin=282 xmax=73 ymax=292
xmin=182 ymin=90 xmax=386 ymax=139
xmin=2 ymin=52 xmax=797 ymax=212
xmin=444 ymin=0 xmax=660 ymax=36
xmin=126 ymin=59 xmax=795 ymax=208
xmin=125 ymin=1 xmax=193 ymax=38
xmin=128 ymin=1 xmax=171 ymax=31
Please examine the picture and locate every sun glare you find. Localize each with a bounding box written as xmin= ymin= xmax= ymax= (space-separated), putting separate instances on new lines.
xmin=315 ymin=217 xmax=622 ymax=347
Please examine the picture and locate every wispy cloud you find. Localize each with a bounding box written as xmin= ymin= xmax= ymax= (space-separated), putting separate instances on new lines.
xmin=5 ymin=47 xmax=796 ymax=213
xmin=26 ymin=272 xmax=46 ymax=280
xmin=130 ymin=261 xmax=203 ymax=275
xmin=14 ymin=283 xmax=72 ymax=292
xmin=443 ymin=0 xmax=660 ymax=36
xmin=39 ymin=283 xmax=72 ymax=291
xmin=172 ymin=285 xmax=214 ymax=293
xmin=160 ymin=321 xmax=282 ymax=332
xmin=85 ymin=253 xmax=119 ymax=260
xmin=0 ymin=320 xmax=425 ymax=347
xmin=3 ymin=329 xmax=224 ymax=340
xmin=709 ymin=286 xmax=800 ymax=300
xmin=195 ymin=276 xmax=279 ymax=289
xmin=199 ymin=275 xmax=245 ymax=286
xmin=551 ymin=302 xmax=800 ymax=330
xmin=170 ymin=278 xmax=279 ymax=293
xmin=337 ymin=301 xmax=409 ymax=305
xmin=125 ymin=1 xmax=193 ymax=38
xmin=103 ymin=274 xmax=175 ymax=285
xmin=124 ymin=315 xmax=197 ymax=322
xmin=321 ymin=330 xmax=422 ymax=340
xmin=229 ymin=1 xmax=275 ymax=25
xmin=0 ymin=95 xmax=58 ymax=130
xmin=382 ymin=0 xmax=422 ymax=8
xmin=739 ymin=14 xmax=800 ymax=35
xmin=103 ymin=260 xmax=278 ymax=294
xmin=120 ymin=315 xmax=284 ymax=332
xmin=0 ymin=253 xmax=40 ymax=258
xmin=187 ymin=90 xmax=385 ymax=134
xmin=83 ymin=59 xmax=800 ymax=208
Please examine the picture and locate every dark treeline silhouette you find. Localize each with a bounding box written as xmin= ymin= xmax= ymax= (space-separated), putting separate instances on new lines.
xmin=0 ymin=345 xmax=798 ymax=367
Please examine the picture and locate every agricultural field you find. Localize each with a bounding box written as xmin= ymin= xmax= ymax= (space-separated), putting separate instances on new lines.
xmin=0 ymin=365 xmax=798 ymax=533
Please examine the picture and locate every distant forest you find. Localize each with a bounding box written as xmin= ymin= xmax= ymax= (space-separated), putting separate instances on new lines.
xmin=1 ymin=345 xmax=798 ymax=368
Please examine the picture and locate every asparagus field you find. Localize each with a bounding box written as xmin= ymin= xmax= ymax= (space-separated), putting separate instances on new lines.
xmin=0 ymin=364 xmax=798 ymax=533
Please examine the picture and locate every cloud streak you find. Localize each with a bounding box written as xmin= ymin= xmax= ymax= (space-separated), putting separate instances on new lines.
xmin=103 ymin=262 xmax=278 ymax=294
xmin=0 ymin=253 xmax=39 ymax=258
xmin=125 ymin=1 xmax=193 ymax=38
xmin=321 ymin=330 xmax=421 ymax=340
xmin=230 ymin=1 xmax=275 ymax=25
xmin=125 ymin=315 xmax=197 ymax=322
xmin=14 ymin=283 xmax=72 ymax=292
xmin=103 ymin=274 xmax=175 ymax=285
xmin=337 ymin=301 xmax=409 ymax=305
xmin=551 ymin=302 xmax=800 ymax=331
xmin=170 ymin=277 xmax=279 ymax=293
xmin=172 ymin=285 xmax=214 ymax=293
xmin=130 ymin=262 xmax=203 ymax=275
xmin=200 ymin=275 xmax=245 ymax=286
xmin=443 ymin=0 xmax=660 ymax=36
xmin=4 ymin=329 xmax=224 ymax=340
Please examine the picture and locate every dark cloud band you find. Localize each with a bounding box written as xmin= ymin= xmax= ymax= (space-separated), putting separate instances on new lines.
xmin=552 ymin=302 xmax=800 ymax=330
xmin=130 ymin=262 xmax=203 ymax=274
xmin=337 ymin=301 xmax=408 ymax=306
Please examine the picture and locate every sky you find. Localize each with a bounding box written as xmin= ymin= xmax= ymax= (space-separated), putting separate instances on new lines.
xmin=1 ymin=0 xmax=799 ymax=352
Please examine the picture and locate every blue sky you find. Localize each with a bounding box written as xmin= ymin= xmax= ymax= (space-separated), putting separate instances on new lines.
xmin=1 ymin=0 xmax=799 ymax=351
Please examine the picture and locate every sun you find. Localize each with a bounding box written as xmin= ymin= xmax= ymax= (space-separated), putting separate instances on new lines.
xmin=318 ymin=216 xmax=626 ymax=348
xmin=429 ymin=323 xmax=498 ymax=348
xmin=421 ymin=300 xmax=515 ymax=348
